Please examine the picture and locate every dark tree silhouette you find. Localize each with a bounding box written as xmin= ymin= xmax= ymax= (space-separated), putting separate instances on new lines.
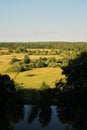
xmin=0 ymin=103 xmax=24 ymax=130
xmin=56 ymin=52 xmax=87 ymax=130
xmin=0 ymin=74 xmax=24 ymax=130
xmin=62 ymin=52 xmax=87 ymax=89
xmin=0 ymin=74 xmax=16 ymax=103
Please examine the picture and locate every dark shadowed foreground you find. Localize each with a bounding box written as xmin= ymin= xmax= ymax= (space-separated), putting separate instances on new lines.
xmin=0 ymin=52 xmax=87 ymax=130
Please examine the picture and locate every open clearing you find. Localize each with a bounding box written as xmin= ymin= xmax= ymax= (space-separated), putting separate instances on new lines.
xmin=14 ymin=67 xmax=64 ymax=89
xmin=0 ymin=53 xmax=65 ymax=89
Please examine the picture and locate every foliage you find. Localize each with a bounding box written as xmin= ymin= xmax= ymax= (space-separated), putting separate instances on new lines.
xmin=15 ymin=47 xmax=28 ymax=53
xmin=48 ymin=62 xmax=58 ymax=67
xmin=45 ymin=57 xmax=56 ymax=65
xmin=8 ymin=62 xmax=23 ymax=72
xmin=23 ymin=55 xmax=30 ymax=64
xmin=40 ymin=81 xmax=50 ymax=90
xmin=0 ymin=74 xmax=16 ymax=103
xmin=36 ymin=59 xmax=46 ymax=68
xmin=62 ymin=52 xmax=87 ymax=89
xmin=0 ymin=42 xmax=87 ymax=52
xmin=61 ymin=58 xmax=69 ymax=67
xmin=8 ymin=62 xmax=30 ymax=72
xmin=10 ymin=57 xmax=20 ymax=64
xmin=9 ymin=56 xmax=60 ymax=71
xmin=55 ymin=52 xmax=87 ymax=130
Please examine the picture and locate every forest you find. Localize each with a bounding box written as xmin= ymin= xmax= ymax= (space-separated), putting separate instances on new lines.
xmin=0 ymin=41 xmax=87 ymax=51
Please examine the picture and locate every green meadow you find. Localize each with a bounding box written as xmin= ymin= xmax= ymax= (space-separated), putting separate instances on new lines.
xmin=13 ymin=67 xmax=64 ymax=89
xmin=0 ymin=53 xmax=64 ymax=89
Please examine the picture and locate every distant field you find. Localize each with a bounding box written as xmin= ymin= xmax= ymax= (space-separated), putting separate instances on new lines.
xmin=0 ymin=53 xmax=62 ymax=60
xmin=0 ymin=53 xmax=65 ymax=89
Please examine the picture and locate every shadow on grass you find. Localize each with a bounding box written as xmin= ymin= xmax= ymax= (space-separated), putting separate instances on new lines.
xmin=25 ymin=74 xmax=36 ymax=77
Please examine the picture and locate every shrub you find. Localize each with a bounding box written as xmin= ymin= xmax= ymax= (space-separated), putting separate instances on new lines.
xmin=28 ymin=62 xmax=36 ymax=68
xmin=8 ymin=63 xmax=23 ymax=72
xmin=10 ymin=57 xmax=20 ymax=64
xmin=45 ymin=57 xmax=56 ymax=66
xmin=15 ymin=47 xmax=28 ymax=53
xmin=36 ymin=60 xmax=46 ymax=68
xmin=8 ymin=62 xmax=31 ymax=72
xmin=48 ymin=62 xmax=58 ymax=67
xmin=23 ymin=55 xmax=30 ymax=64
xmin=40 ymin=81 xmax=50 ymax=90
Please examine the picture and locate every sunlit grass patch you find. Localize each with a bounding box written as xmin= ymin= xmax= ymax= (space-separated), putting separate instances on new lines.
xmin=0 ymin=52 xmax=64 ymax=89
xmin=13 ymin=67 xmax=65 ymax=89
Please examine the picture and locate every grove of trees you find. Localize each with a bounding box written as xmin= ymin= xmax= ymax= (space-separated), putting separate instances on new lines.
xmin=0 ymin=42 xmax=87 ymax=53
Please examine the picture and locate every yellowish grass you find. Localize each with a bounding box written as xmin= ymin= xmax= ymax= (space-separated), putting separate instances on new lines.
xmin=13 ymin=67 xmax=65 ymax=89
xmin=0 ymin=52 xmax=65 ymax=89
xmin=0 ymin=53 xmax=62 ymax=73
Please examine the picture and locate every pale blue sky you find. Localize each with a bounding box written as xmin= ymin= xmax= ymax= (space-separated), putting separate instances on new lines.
xmin=0 ymin=0 xmax=87 ymax=42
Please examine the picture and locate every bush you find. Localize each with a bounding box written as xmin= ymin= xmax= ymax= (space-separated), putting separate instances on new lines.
xmin=21 ymin=63 xmax=30 ymax=71
xmin=36 ymin=60 xmax=46 ymax=68
xmin=8 ymin=63 xmax=23 ymax=72
xmin=8 ymin=62 xmax=31 ymax=72
xmin=40 ymin=81 xmax=50 ymax=90
xmin=10 ymin=57 xmax=20 ymax=64
xmin=8 ymin=62 xmax=23 ymax=72
xmin=45 ymin=57 xmax=57 ymax=66
xmin=48 ymin=62 xmax=58 ymax=67
xmin=23 ymin=55 xmax=30 ymax=64
xmin=28 ymin=62 xmax=36 ymax=68
xmin=15 ymin=47 xmax=28 ymax=53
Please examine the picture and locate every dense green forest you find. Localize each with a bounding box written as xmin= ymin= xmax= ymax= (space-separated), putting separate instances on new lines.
xmin=0 ymin=42 xmax=87 ymax=51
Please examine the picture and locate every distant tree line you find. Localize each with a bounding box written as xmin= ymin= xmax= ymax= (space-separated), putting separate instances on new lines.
xmin=0 ymin=42 xmax=87 ymax=52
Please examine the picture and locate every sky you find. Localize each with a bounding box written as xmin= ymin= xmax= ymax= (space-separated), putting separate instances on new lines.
xmin=0 ymin=0 xmax=87 ymax=42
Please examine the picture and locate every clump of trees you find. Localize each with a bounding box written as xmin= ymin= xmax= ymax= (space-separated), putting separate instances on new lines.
xmin=55 ymin=51 xmax=87 ymax=106
xmin=8 ymin=55 xmax=31 ymax=72
xmin=23 ymin=54 xmax=30 ymax=64
xmin=10 ymin=57 xmax=20 ymax=64
xmin=0 ymin=74 xmax=16 ymax=103
xmin=62 ymin=52 xmax=87 ymax=89
xmin=15 ymin=47 xmax=28 ymax=53
xmin=0 ymin=74 xmax=24 ymax=130
xmin=0 ymin=42 xmax=87 ymax=58
xmin=0 ymin=42 xmax=87 ymax=51
xmin=28 ymin=49 xmax=60 ymax=55
xmin=8 ymin=61 xmax=31 ymax=72
xmin=8 ymin=55 xmax=65 ymax=72
xmin=54 ymin=52 xmax=87 ymax=130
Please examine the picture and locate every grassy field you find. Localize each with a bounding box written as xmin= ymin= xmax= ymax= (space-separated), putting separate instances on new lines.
xmin=0 ymin=53 xmax=65 ymax=89
xmin=7 ymin=67 xmax=64 ymax=89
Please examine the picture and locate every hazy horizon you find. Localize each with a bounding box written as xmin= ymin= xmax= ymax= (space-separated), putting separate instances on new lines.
xmin=0 ymin=0 xmax=87 ymax=42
